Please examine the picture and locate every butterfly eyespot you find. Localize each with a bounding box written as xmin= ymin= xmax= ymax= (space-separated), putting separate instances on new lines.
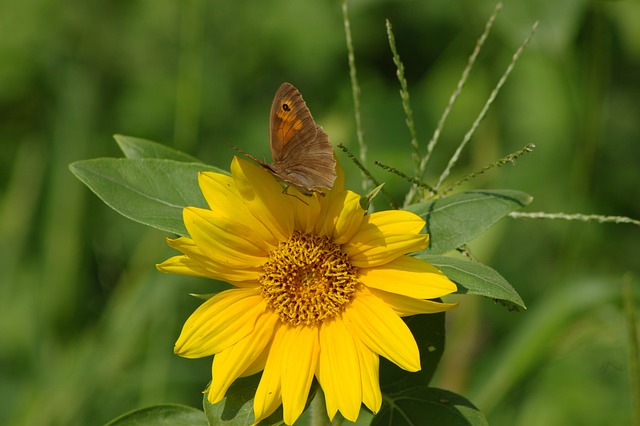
xmin=267 ymin=83 xmax=337 ymax=196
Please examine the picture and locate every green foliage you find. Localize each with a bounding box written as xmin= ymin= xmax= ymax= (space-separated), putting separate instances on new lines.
xmin=105 ymin=404 xmax=208 ymax=426
xmin=202 ymin=375 xmax=287 ymax=426
xmin=70 ymin=157 xmax=222 ymax=236
xmin=380 ymin=313 xmax=445 ymax=393
xmin=70 ymin=136 xmax=226 ymax=236
xmin=405 ymin=190 xmax=532 ymax=254
xmin=373 ymin=387 xmax=487 ymax=426
xmin=419 ymin=254 xmax=525 ymax=309
xmin=114 ymin=134 xmax=201 ymax=162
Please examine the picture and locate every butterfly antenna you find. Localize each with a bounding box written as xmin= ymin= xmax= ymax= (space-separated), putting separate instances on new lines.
xmin=223 ymin=141 xmax=266 ymax=164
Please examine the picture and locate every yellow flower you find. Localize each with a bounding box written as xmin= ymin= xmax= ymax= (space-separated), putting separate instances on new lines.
xmin=157 ymin=157 xmax=457 ymax=425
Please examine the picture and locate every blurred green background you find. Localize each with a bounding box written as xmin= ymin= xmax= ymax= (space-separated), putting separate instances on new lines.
xmin=1 ymin=0 xmax=639 ymax=425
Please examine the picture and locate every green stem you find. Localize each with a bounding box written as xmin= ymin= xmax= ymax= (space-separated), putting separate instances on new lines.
xmin=403 ymin=3 xmax=502 ymax=206
xmin=509 ymin=211 xmax=640 ymax=226
xmin=434 ymin=20 xmax=538 ymax=191
xmin=386 ymin=20 xmax=420 ymax=174
xmin=341 ymin=0 xmax=370 ymax=193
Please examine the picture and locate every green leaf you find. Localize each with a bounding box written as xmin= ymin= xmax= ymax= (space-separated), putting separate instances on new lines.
xmin=114 ymin=134 xmax=201 ymax=162
xmin=372 ymin=387 xmax=488 ymax=426
xmin=405 ymin=190 xmax=533 ymax=254
xmin=203 ymin=374 xmax=316 ymax=425
xmin=203 ymin=375 xmax=273 ymax=426
xmin=360 ymin=182 xmax=385 ymax=211
xmin=104 ymin=404 xmax=208 ymax=426
xmin=69 ymin=158 xmax=226 ymax=236
xmin=379 ymin=312 xmax=445 ymax=393
xmin=418 ymin=254 xmax=526 ymax=309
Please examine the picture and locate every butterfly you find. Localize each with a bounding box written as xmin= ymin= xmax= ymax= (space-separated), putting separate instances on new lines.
xmin=236 ymin=83 xmax=337 ymax=196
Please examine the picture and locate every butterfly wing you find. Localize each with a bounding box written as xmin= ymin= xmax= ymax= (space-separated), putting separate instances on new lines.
xmin=270 ymin=125 xmax=336 ymax=194
xmin=269 ymin=83 xmax=317 ymax=163
xmin=269 ymin=83 xmax=336 ymax=194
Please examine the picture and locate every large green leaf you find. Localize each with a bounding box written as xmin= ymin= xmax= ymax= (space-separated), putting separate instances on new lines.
xmin=69 ymin=158 xmax=226 ymax=236
xmin=203 ymin=374 xmax=316 ymax=425
xmin=379 ymin=312 xmax=445 ymax=393
xmin=105 ymin=404 xmax=208 ymax=426
xmin=418 ymin=254 xmax=525 ymax=309
xmin=372 ymin=387 xmax=488 ymax=426
xmin=114 ymin=134 xmax=201 ymax=162
xmin=405 ymin=190 xmax=532 ymax=254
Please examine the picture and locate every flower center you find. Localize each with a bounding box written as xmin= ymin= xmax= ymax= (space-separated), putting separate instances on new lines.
xmin=259 ymin=231 xmax=359 ymax=326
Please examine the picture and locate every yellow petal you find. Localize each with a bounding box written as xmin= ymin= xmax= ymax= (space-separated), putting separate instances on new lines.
xmin=343 ymin=210 xmax=428 ymax=267
xmin=156 ymin=254 xmax=213 ymax=279
xmin=332 ymin=191 xmax=366 ymax=245
xmin=240 ymin=342 xmax=270 ymax=377
xmin=175 ymin=288 xmax=266 ymax=357
xmin=370 ymin=288 xmax=459 ymax=316
xmin=293 ymin=191 xmax=321 ymax=234
xmin=157 ymin=237 xmax=260 ymax=282
xmin=230 ymin=157 xmax=294 ymax=242
xmin=207 ymin=312 xmax=279 ymax=403
xmin=315 ymin=189 xmax=364 ymax=244
xmin=343 ymin=289 xmax=420 ymax=371
xmin=354 ymin=338 xmax=381 ymax=414
xmin=198 ymin=172 xmax=240 ymax=212
xmin=200 ymin=172 xmax=279 ymax=250
xmin=198 ymin=171 xmax=281 ymax=249
xmin=280 ymin=325 xmax=319 ymax=425
xmin=317 ymin=319 xmax=362 ymax=422
xmin=358 ymin=255 xmax=457 ymax=299
xmin=184 ymin=207 xmax=268 ymax=268
xmin=254 ymin=324 xmax=286 ymax=423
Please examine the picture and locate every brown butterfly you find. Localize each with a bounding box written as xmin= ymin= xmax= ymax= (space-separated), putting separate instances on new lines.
xmin=236 ymin=83 xmax=337 ymax=196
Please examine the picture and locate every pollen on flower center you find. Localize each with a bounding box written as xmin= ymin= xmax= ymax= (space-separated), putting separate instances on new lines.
xmin=259 ymin=231 xmax=359 ymax=326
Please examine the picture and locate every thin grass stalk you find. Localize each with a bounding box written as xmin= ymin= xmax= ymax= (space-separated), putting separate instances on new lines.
xmin=342 ymin=0 xmax=370 ymax=192
xmin=509 ymin=211 xmax=640 ymax=226
xmin=434 ymin=20 xmax=538 ymax=191
xmin=386 ymin=20 xmax=420 ymax=173
xmin=374 ymin=161 xmax=436 ymax=195
xmin=403 ymin=2 xmax=503 ymax=207
xmin=338 ymin=143 xmax=396 ymax=208
xmin=440 ymin=143 xmax=535 ymax=195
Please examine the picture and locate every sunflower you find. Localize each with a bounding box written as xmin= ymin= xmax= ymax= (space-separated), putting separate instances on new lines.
xmin=157 ymin=157 xmax=457 ymax=425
